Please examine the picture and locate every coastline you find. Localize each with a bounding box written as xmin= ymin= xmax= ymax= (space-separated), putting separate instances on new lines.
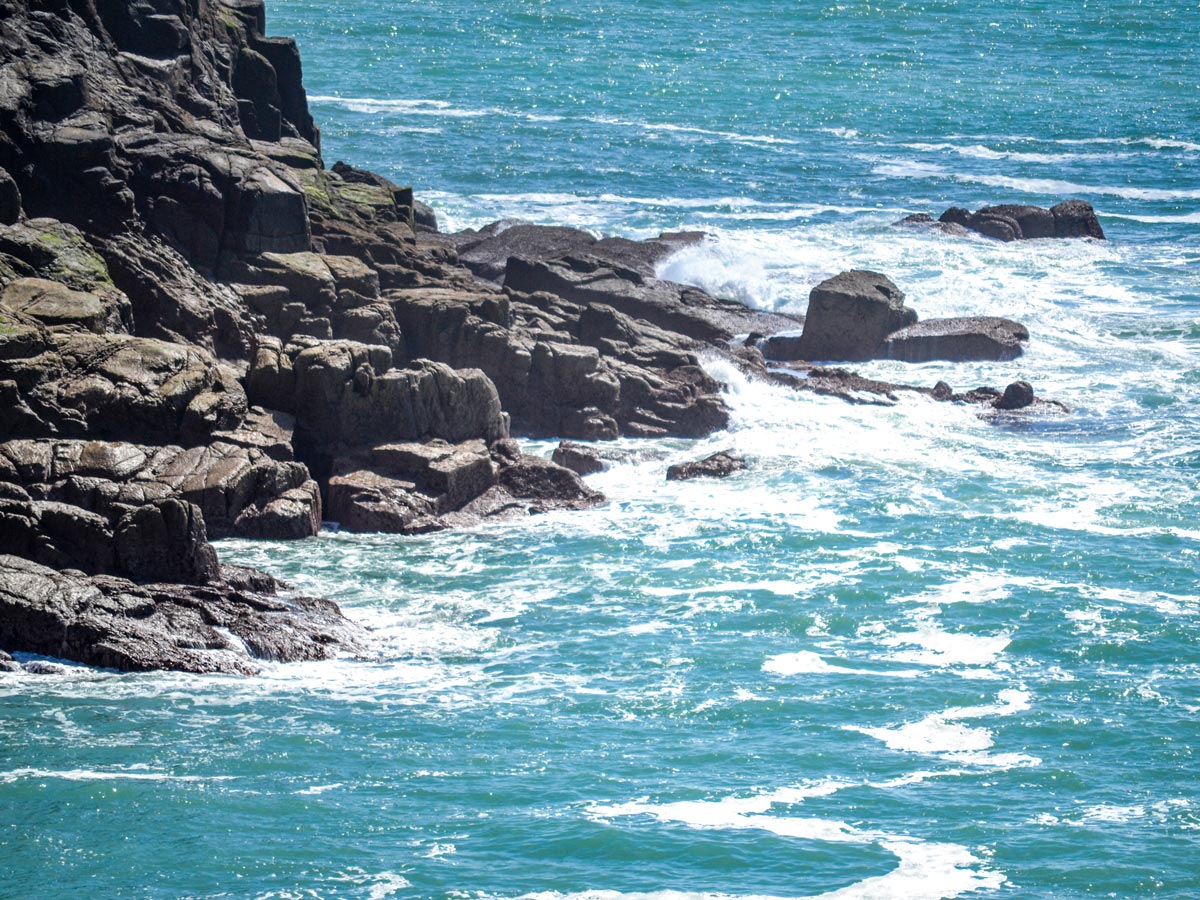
xmin=0 ymin=0 xmax=1097 ymax=674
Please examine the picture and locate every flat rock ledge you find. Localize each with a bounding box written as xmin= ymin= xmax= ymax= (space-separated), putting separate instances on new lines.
xmin=0 ymin=555 xmax=368 ymax=675
xmin=771 ymin=364 xmax=1068 ymax=415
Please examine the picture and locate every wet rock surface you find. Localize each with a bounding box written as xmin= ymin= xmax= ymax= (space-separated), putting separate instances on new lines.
xmin=0 ymin=554 xmax=367 ymax=675
xmin=793 ymin=270 xmax=918 ymax=363
xmin=666 ymin=451 xmax=747 ymax=481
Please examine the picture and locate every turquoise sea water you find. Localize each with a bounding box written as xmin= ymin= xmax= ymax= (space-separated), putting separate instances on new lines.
xmin=4 ymin=2 xmax=1200 ymax=897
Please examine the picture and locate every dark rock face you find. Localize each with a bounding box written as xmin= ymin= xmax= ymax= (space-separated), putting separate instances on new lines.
xmin=930 ymin=201 xmax=1105 ymax=241
xmin=666 ymin=451 xmax=746 ymax=481
xmin=0 ymin=554 xmax=365 ymax=675
xmin=0 ymin=329 xmax=247 ymax=445
xmin=247 ymin=341 xmax=509 ymax=455
xmin=0 ymin=167 xmax=21 ymax=225
xmin=452 ymin=222 xmax=598 ymax=283
xmin=1050 ymin=200 xmax=1106 ymax=239
xmin=0 ymin=434 xmax=322 ymax=578
xmin=796 ymin=271 xmax=918 ymax=362
xmin=114 ymin=498 xmax=219 ymax=584
xmin=883 ymin=317 xmax=1029 ymax=363
xmin=994 ymin=380 xmax=1036 ymax=410
xmin=761 ymin=332 xmax=805 ymax=362
xmin=388 ymin=283 xmax=734 ymax=440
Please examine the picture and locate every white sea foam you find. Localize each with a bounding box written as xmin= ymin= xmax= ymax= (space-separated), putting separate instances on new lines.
xmin=874 ymin=159 xmax=1200 ymax=201
xmin=1033 ymin=799 xmax=1193 ymax=828
xmin=1053 ymin=136 xmax=1200 ymax=153
xmin=901 ymin=142 xmax=1127 ymax=164
xmin=879 ymin=626 xmax=1012 ymax=669
xmin=295 ymin=782 xmax=343 ymax=795
xmin=584 ymin=777 xmax=1004 ymax=900
xmin=0 ymin=767 xmax=235 ymax=783
xmin=308 ymin=95 xmax=494 ymax=117
xmin=847 ymin=690 xmax=1037 ymax=766
xmin=1100 ymin=210 xmax=1200 ymax=224
xmin=763 ymin=651 xmax=923 ymax=679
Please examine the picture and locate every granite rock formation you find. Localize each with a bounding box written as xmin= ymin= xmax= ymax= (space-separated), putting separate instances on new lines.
xmin=0 ymin=0 xmax=1055 ymax=673
xmin=901 ymin=201 xmax=1105 ymax=241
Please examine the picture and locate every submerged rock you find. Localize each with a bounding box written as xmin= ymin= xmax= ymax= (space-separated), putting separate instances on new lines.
xmin=666 ymin=450 xmax=747 ymax=481
xmin=994 ymin=380 xmax=1036 ymax=410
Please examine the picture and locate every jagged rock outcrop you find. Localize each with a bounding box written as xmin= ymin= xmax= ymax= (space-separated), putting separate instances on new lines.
xmin=505 ymin=253 xmax=802 ymax=346
xmin=0 ymin=432 xmax=322 ymax=552
xmin=0 ymin=321 xmax=247 ymax=445
xmin=247 ymin=339 xmax=508 ymax=458
xmin=760 ymin=271 xmax=1030 ymax=364
xmin=326 ymin=438 xmax=602 ymax=534
xmin=442 ymin=220 xmax=707 ymax=283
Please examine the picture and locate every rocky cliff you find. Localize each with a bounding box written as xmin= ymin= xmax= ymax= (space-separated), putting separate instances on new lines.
xmin=0 ymin=0 xmax=1062 ymax=673
xmin=0 ymin=0 xmax=769 ymax=672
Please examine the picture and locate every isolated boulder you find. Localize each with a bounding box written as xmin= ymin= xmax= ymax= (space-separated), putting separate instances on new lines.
xmin=796 ymin=271 xmax=917 ymax=362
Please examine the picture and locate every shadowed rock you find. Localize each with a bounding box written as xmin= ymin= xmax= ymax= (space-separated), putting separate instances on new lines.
xmin=326 ymin=439 xmax=603 ymax=534
xmin=552 ymin=440 xmax=606 ymax=476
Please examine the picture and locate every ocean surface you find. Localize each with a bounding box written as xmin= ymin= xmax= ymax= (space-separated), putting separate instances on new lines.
xmin=4 ymin=1 xmax=1200 ymax=897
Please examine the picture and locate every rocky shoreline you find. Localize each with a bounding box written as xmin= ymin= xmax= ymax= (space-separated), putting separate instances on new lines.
xmin=0 ymin=0 xmax=1097 ymax=674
